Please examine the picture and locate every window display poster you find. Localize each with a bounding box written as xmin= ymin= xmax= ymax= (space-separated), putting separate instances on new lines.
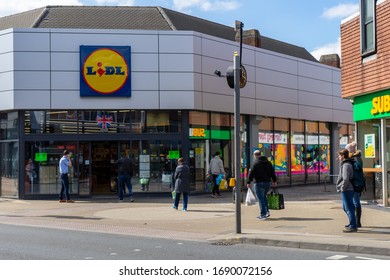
xmin=364 ymin=134 xmax=375 ymax=158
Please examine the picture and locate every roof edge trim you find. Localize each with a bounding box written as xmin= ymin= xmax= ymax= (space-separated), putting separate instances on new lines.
xmin=157 ymin=6 xmax=176 ymax=30
xmin=31 ymin=6 xmax=49 ymax=28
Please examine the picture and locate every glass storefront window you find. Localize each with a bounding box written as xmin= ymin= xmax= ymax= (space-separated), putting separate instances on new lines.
xmin=24 ymin=142 xmax=77 ymax=195
xmin=291 ymin=120 xmax=305 ymax=185
xmin=46 ymin=111 xmax=78 ymax=134
xmin=0 ymin=141 xmax=19 ymax=197
xmin=258 ymin=117 xmax=273 ymax=159
xmin=319 ymin=122 xmax=331 ymax=181
xmin=305 ymin=121 xmax=319 ymax=183
xmin=0 ymin=112 xmax=18 ymax=140
xmin=273 ymin=118 xmax=289 ymax=184
xmin=145 ymin=111 xmax=181 ymax=133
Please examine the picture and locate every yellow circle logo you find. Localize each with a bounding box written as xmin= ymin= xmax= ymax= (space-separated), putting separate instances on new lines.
xmin=82 ymin=48 xmax=128 ymax=94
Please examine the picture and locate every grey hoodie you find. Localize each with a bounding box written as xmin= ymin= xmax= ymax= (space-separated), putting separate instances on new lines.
xmin=336 ymin=159 xmax=353 ymax=192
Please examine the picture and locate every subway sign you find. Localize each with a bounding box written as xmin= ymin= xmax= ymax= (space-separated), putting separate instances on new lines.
xmin=80 ymin=46 xmax=131 ymax=97
xmin=189 ymin=128 xmax=230 ymax=140
xmin=354 ymin=89 xmax=390 ymax=121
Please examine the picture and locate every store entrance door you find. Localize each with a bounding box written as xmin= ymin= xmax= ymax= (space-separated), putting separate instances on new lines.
xmin=91 ymin=142 xmax=118 ymax=195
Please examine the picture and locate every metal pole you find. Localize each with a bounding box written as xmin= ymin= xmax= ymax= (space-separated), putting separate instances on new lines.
xmin=381 ymin=119 xmax=388 ymax=207
xmin=234 ymin=52 xmax=241 ymax=233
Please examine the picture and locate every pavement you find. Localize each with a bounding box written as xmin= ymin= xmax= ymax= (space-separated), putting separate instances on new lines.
xmin=1 ymin=184 xmax=390 ymax=257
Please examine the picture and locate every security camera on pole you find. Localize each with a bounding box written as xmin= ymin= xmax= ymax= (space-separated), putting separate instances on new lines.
xmin=213 ymin=20 xmax=246 ymax=234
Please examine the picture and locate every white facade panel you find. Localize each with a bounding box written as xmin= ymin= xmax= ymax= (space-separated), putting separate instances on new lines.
xmin=0 ymin=30 xmax=13 ymax=54
xmin=14 ymin=71 xmax=50 ymax=90
xmin=51 ymin=90 xmax=160 ymax=109
xmin=241 ymin=97 xmax=256 ymax=115
xmin=332 ymin=70 xmax=342 ymax=85
xmin=50 ymin=30 xmax=159 ymax=53
xmin=256 ymin=68 xmax=298 ymax=89
xmin=132 ymin=72 xmax=159 ymax=91
xmin=257 ymin=100 xmax=299 ymax=119
xmin=298 ymin=76 xmax=333 ymax=96
xmin=298 ymin=61 xmax=333 ymax=81
xmin=0 ymin=53 xmax=13 ymax=72
xmin=160 ymin=91 xmax=195 ymax=109
xmin=256 ymin=51 xmax=298 ymax=75
xmin=0 ymin=91 xmax=14 ymax=110
xmin=13 ymin=30 xmax=50 ymax=52
xmin=298 ymin=105 xmax=333 ymax=122
xmin=0 ymin=72 xmax=13 ymax=91
xmin=0 ymin=29 xmax=351 ymax=122
xmin=159 ymin=33 xmax=195 ymax=53
xmin=202 ymin=74 xmax=232 ymax=96
xmin=51 ymin=53 xmax=79 ymax=71
xmin=256 ymin=84 xmax=299 ymax=104
xmin=203 ymin=92 xmax=233 ymax=112
xmin=52 ymin=72 xmax=78 ymax=90
xmin=160 ymin=72 xmax=194 ymax=91
xmin=333 ymin=109 xmax=353 ymax=123
xmin=240 ymin=82 xmax=256 ymax=99
xmin=159 ymin=54 xmax=194 ymax=72
xmin=201 ymin=36 xmax=236 ymax=62
xmin=131 ymin=53 xmax=159 ymax=72
xmin=299 ymin=91 xmax=333 ymax=108
xmin=14 ymin=90 xmax=51 ymax=109
xmin=14 ymin=52 xmax=50 ymax=71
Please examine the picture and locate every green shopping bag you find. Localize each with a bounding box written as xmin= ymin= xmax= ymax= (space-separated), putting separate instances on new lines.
xmin=267 ymin=187 xmax=285 ymax=210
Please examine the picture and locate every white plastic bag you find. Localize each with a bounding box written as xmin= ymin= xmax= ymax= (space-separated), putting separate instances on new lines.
xmin=245 ymin=187 xmax=256 ymax=206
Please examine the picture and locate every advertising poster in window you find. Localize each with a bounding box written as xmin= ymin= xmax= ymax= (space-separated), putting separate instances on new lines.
xmin=258 ymin=132 xmax=287 ymax=175
xmin=364 ymin=133 xmax=375 ymax=158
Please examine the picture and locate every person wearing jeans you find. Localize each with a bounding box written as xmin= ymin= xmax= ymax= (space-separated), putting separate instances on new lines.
xmin=254 ymin=181 xmax=271 ymax=218
xmin=247 ymin=150 xmax=277 ymax=220
xmin=172 ymin=157 xmax=190 ymax=211
xmin=336 ymin=148 xmax=357 ymax=232
xmin=115 ymin=155 xmax=134 ymax=202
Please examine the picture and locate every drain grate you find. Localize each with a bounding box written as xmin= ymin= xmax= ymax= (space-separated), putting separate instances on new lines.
xmin=211 ymin=241 xmax=234 ymax=246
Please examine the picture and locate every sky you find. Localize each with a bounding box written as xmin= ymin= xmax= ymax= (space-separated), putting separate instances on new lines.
xmin=0 ymin=0 xmax=361 ymax=60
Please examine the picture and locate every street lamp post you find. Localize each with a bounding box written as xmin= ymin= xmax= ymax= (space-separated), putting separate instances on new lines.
xmin=233 ymin=52 xmax=241 ymax=234
xmin=234 ymin=20 xmax=244 ymax=234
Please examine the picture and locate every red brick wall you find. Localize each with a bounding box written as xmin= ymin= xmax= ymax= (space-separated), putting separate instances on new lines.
xmin=341 ymin=0 xmax=390 ymax=98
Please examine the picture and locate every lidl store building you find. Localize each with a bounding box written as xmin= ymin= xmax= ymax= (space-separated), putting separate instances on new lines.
xmin=0 ymin=6 xmax=353 ymax=199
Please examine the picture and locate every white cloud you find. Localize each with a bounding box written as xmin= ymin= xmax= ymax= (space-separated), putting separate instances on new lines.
xmin=311 ymin=37 xmax=341 ymax=61
xmin=172 ymin=0 xmax=240 ymax=12
xmin=0 ymin=0 xmax=83 ymax=17
xmin=322 ymin=3 xmax=359 ymax=19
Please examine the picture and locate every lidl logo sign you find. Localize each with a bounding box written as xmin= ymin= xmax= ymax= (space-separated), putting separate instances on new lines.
xmin=80 ymin=46 xmax=131 ymax=97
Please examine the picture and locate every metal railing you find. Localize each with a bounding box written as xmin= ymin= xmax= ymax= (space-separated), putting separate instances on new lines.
xmin=323 ymin=174 xmax=338 ymax=192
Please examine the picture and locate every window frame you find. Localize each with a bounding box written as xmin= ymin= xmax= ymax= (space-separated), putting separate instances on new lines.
xmin=360 ymin=0 xmax=377 ymax=57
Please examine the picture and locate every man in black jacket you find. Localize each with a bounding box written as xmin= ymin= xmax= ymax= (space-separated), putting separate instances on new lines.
xmin=247 ymin=150 xmax=277 ymax=220
xmin=115 ymin=155 xmax=134 ymax=202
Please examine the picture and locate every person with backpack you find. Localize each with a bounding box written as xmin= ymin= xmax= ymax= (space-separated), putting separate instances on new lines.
xmin=336 ymin=148 xmax=358 ymax=232
xmin=346 ymin=141 xmax=364 ymax=228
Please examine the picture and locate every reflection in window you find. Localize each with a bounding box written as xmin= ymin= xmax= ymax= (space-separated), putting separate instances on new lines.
xmin=361 ymin=0 xmax=376 ymax=56
xmin=0 ymin=111 xmax=18 ymax=140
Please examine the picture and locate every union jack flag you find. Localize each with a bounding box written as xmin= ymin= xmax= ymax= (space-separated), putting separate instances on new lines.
xmin=96 ymin=114 xmax=113 ymax=129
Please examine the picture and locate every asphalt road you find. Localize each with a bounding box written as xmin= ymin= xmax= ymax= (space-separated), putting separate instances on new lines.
xmin=1 ymin=224 xmax=389 ymax=260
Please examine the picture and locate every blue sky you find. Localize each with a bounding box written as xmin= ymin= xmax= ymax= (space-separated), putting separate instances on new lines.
xmin=0 ymin=0 xmax=361 ymax=60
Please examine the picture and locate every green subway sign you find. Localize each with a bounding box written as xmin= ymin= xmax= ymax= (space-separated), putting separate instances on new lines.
xmin=189 ymin=128 xmax=230 ymax=140
xmin=354 ymin=88 xmax=390 ymax=121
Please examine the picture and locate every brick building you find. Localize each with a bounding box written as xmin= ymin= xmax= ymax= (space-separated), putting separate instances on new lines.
xmin=341 ymin=0 xmax=390 ymax=206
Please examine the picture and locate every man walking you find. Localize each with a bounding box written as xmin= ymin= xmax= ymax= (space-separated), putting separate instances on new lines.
xmin=247 ymin=150 xmax=277 ymax=220
xmin=59 ymin=150 xmax=74 ymax=203
xmin=208 ymin=151 xmax=225 ymax=197
xmin=115 ymin=155 xmax=134 ymax=202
